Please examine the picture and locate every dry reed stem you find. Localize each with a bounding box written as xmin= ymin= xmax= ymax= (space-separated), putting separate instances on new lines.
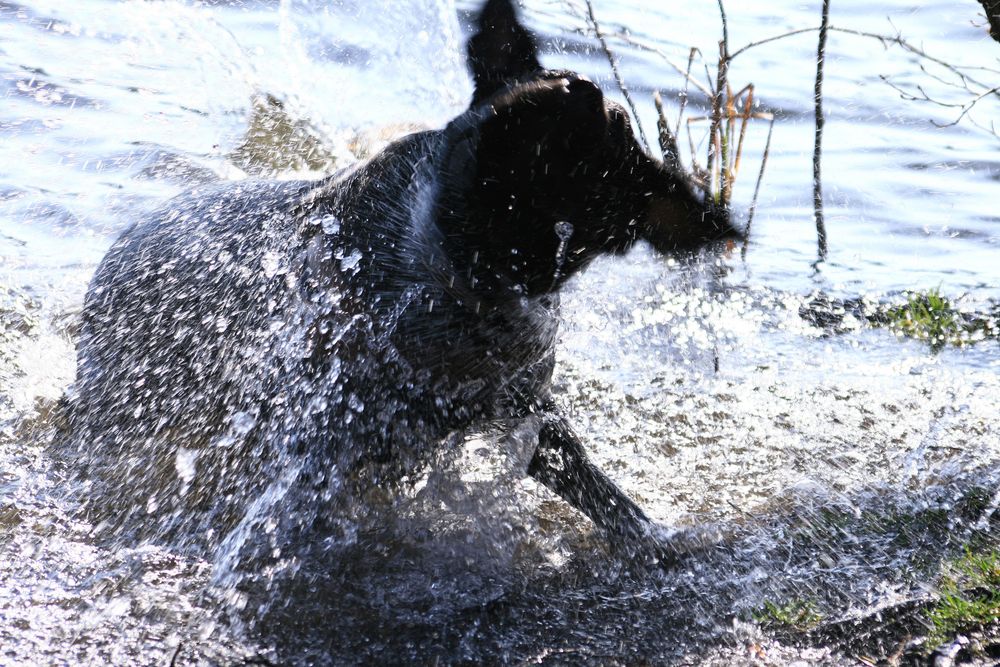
xmin=582 ymin=0 xmax=651 ymax=153
xmin=685 ymin=119 xmax=708 ymax=190
xmin=653 ymin=91 xmax=682 ymax=172
xmin=722 ymin=82 xmax=737 ymax=204
xmin=685 ymin=85 xmax=766 ymax=206
xmin=676 ymin=47 xmax=698 ymax=133
xmin=708 ymin=40 xmax=728 ymax=204
xmin=733 ymin=85 xmax=754 ymax=177
xmin=741 ymin=115 xmax=776 ymax=261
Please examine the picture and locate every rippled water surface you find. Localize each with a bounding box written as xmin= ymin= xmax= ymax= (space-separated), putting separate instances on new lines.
xmin=2 ymin=0 xmax=999 ymax=664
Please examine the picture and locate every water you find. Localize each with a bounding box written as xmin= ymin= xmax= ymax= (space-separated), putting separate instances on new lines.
xmin=2 ymin=0 xmax=999 ymax=664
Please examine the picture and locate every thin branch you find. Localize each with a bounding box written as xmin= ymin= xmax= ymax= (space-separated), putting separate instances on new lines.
xmin=967 ymin=115 xmax=1000 ymax=139
xmin=829 ymin=26 xmax=999 ymax=87
xmin=879 ymin=75 xmax=967 ymax=109
xmin=726 ymin=20 xmax=1000 ymax=140
xmin=741 ymin=115 xmax=775 ymax=262
xmin=602 ymin=9 xmax=998 ymax=144
xmin=813 ymin=0 xmax=831 ymax=264
xmin=880 ymin=74 xmax=1000 ymax=127
xmin=733 ymin=84 xmax=754 ymax=177
xmin=653 ymin=91 xmax=682 ymax=171
xmin=676 ymin=47 xmax=698 ymax=132
xmin=608 ymin=33 xmax=714 ymax=98
xmin=583 ymin=0 xmax=651 ymax=153
xmin=716 ymin=0 xmax=730 ymax=51
xmin=729 ymin=26 xmax=823 ymax=60
xmin=931 ymin=84 xmax=1000 ymax=127
xmin=730 ymin=25 xmax=1000 ymax=89
xmin=918 ymin=62 xmax=976 ymax=94
xmin=685 ymin=117 xmax=709 ymax=189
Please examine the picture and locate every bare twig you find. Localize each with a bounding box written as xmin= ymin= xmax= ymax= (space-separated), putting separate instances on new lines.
xmin=716 ymin=0 xmax=730 ymax=48
xmin=830 ymin=25 xmax=1000 ymax=85
xmin=676 ymin=47 xmax=698 ymax=132
xmin=582 ymin=0 xmax=651 ymax=153
xmin=684 ymin=118 xmax=709 ymax=189
xmin=600 ymin=8 xmax=998 ymax=145
xmin=931 ymin=84 xmax=1000 ymax=127
xmin=741 ymin=115 xmax=776 ymax=262
xmin=727 ymin=20 xmax=1000 ymax=135
xmin=608 ymin=33 xmax=714 ymax=98
xmin=732 ymin=25 xmax=1000 ymax=87
xmin=653 ymin=91 xmax=682 ymax=171
xmin=729 ymin=26 xmax=824 ymax=60
xmin=879 ymin=75 xmax=969 ymax=109
xmin=880 ymin=73 xmax=1000 ymax=129
xmin=733 ymin=84 xmax=754 ymax=177
xmin=813 ymin=0 xmax=831 ymax=264
xmin=967 ymin=115 xmax=999 ymax=139
xmin=918 ymin=62 xmax=976 ymax=94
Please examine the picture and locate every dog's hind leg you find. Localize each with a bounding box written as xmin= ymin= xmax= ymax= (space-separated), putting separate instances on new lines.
xmin=527 ymin=407 xmax=659 ymax=549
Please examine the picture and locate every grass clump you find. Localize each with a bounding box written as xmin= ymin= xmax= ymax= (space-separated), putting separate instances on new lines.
xmin=881 ymin=288 xmax=1000 ymax=351
xmin=752 ymin=599 xmax=824 ymax=632
xmin=926 ymin=549 xmax=1000 ymax=650
xmin=801 ymin=289 xmax=1000 ymax=350
xmin=886 ymin=289 xmax=963 ymax=350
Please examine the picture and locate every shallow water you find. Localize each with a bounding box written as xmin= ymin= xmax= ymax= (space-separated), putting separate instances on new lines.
xmin=2 ymin=0 xmax=999 ymax=664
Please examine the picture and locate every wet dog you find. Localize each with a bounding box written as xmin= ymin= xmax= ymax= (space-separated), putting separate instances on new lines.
xmin=70 ymin=0 xmax=737 ymax=557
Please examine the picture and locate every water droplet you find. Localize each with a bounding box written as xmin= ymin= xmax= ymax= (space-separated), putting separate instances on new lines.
xmin=320 ymin=215 xmax=342 ymax=235
xmin=551 ymin=220 xmax=575 ymax=286
xmin=341 ymin=248 xmax=363 ymax=273
xmin=554 ymin=220 xmax=574 ymax=241
xmin=231 ymin=411 xmax=256 ymax=435
xmin=261 ymin=250 xmax=286 ymax=278
xmin=104 ymin=597 xmax=131 ymax=618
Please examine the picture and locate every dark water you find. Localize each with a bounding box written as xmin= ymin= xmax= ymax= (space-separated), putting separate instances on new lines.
xmin=1 ymin=0 xmax=999 ymax=664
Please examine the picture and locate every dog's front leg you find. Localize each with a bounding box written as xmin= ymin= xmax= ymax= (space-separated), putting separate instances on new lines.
xmin=528 ymin=407 xmax=655 ymax=546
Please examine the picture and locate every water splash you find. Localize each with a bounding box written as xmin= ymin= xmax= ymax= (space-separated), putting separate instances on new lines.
xmin=551 ymin=219 xmax=574 ymax=287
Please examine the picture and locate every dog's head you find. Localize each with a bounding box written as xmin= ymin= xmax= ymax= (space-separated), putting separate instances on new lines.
xmin=443 ymin=0 xmax=739 ymax=297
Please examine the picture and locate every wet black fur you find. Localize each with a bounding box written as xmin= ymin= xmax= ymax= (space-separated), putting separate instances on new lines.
xmin=71 ymin=0 xmax=738 ymax=555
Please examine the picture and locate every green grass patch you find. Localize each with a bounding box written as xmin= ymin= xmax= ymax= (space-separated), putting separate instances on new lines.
xmin=752 ymin=599 xmax=824 ymax=632
xmin=884 ymin=288 xmax=999 ymax=350
xmin=800 ymin=289 xmax=1000 ymax=350
xmin=886 ymin=289 xmax=961 ymax=350
xmin=926 ymin=549 xmax=1000 ymax=650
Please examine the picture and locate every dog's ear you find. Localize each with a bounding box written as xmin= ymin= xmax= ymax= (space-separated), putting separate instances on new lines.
xmin=467 ymin=0 xmax=542 ymax=105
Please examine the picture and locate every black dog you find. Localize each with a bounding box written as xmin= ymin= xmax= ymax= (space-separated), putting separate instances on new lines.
xmin=70 ymin=0 xmax=736 ymax=557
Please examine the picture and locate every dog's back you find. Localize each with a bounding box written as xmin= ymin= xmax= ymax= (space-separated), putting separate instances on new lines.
xmin=72 ymin=124 xmax=561 ymax=546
